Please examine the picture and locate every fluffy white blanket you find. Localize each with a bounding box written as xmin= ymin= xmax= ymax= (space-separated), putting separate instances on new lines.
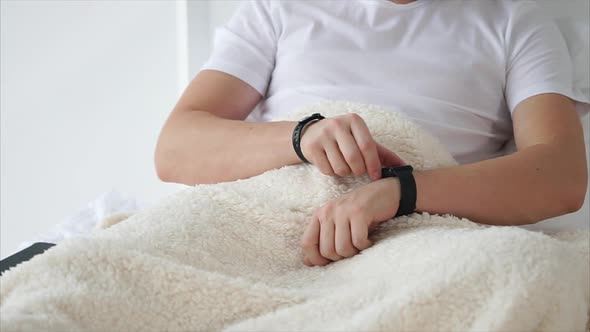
xmin=1 ymin=101 xmax=589 ymax=331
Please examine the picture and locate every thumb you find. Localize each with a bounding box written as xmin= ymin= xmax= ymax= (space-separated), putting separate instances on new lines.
xmin=376 ymin=143 xmax=405 ymax=168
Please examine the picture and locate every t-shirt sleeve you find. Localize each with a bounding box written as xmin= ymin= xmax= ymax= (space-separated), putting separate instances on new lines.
xmin=504 ymin=2 xmax=590 ymax=116
xmin=200 ymin=0 xmax=278 ymax=96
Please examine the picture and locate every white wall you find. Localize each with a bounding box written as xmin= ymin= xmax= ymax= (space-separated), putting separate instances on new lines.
xmin=187 ymin=0 xmax=212 ymax=80
xmin=187 ymin=0 xmax=241 ymax=77
xmin=0 ymin=0 xmax=241 ymax=259
xmin=1 ymin=1 xmax=186 ymax=257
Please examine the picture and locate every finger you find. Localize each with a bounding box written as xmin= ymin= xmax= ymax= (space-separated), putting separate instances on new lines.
xmin=334 ymin=129 xmax=366 ymax=177
xmin=301 ymin=216 xmax=331 ymax=266
xmin=377 ymin=143 xmax=405 ymax=169
xmin=350 ymin=217 xmax=373 ymax=251
xmin=350 ymin=119 xmax=381 ymax=180
xmin=319 ymin=217 xmax=343 ymax=261
xmin=334 ymin=218 xmax=359 ymax=258
xmin=310 ymin=146 xmax=335 ymax=176
xmin=324 ymin=140 xmax=352 ymax=177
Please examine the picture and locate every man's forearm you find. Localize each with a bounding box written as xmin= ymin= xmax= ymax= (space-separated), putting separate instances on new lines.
xmin=413 ymin=143 xmax=588 ymax=225
xmin=155 ymin=110 xmax=300 ymax=185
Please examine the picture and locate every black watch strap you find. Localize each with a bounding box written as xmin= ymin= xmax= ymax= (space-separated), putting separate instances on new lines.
xmin=381 ymin=165 xmax=416 ymax=217
xmin=292 ymin=113 xmax=325 ymax=164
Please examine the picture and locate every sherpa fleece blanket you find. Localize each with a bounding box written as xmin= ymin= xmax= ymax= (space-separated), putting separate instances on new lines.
xmin=1 ymin=101 xmax=589 ymax=332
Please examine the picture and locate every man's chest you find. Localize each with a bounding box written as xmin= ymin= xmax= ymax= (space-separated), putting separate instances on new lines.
xmin=271 ymin=4 xmax=508 ymax=113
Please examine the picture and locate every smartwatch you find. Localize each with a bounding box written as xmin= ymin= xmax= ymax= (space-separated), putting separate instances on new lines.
xmin=381 ymin=165 xmax=417 ymax=217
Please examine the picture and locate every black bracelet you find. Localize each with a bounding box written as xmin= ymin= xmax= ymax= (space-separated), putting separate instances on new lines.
xmin=381 ymin=165 xmax=417 ymax=217
xmin=292 ymin=113 xmax=325 ymax=164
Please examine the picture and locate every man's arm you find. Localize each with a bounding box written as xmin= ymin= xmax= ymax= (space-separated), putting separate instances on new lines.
xmin=413 ymin=93 xmax=587 ymax=225
xmin=156 ymin=70 xmax=402 ymax=185
xmin=155 ymin=70 xmax=301 ymax=185
xmin=302 ymin=93 xmax=587 ymax=266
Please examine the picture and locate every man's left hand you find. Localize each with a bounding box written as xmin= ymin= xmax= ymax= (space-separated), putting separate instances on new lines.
xmin=301 ymin=178 xmax=401 ymax=266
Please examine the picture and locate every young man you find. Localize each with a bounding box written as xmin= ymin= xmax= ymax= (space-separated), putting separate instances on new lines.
xmin=155 ymin=0 xmax=588 ymax=266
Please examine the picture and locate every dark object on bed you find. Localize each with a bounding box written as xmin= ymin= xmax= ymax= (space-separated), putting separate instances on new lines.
xmin=0 ymin=242 xmax=55 ymax=275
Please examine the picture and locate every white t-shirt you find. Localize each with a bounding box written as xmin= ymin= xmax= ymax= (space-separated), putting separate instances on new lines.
xmin=202 ymin=0 xmax=589 ymax=165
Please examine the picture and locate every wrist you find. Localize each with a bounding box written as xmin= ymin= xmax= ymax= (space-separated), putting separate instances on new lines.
xmin=412 ymin=170 xmax=424 ymax=213
xmin=285 ymin=121 xmax=302 ymax=165
xmin=292 ymin=113 xmax=325 ymax=164
xmin=380 ymin=177 xmax=401 ymax=196
xmin=381 ymin=165 xmax=417 ymax=217
xmin=378 ymin=177 xmax=401 ymax=219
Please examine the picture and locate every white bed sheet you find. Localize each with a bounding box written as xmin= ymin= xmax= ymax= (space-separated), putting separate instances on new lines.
xmin=15 ymin=191 xmax=144 ymax=253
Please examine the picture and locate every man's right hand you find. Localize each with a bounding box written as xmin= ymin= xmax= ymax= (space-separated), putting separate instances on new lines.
xmin=300 ymin=113 xmax=405 ymax=181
